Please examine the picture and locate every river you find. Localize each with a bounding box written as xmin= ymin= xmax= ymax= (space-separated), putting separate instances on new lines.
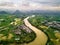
xmin=23 ymin=17 xmax=48 ymax=45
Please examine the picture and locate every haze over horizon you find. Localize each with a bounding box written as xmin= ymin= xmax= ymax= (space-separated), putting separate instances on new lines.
xmin=0 ymin=0 xmax=60 ymax=11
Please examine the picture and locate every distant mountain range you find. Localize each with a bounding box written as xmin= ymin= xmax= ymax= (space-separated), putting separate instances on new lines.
xmin=0 ymin=10 xmax=60 ymax=15
xmin=13 ymin=10 xmax=24 ymax=15
xmin=0 ymin=11 xmax=8 ymax=14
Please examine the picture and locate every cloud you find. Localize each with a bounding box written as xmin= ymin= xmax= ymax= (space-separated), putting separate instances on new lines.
xmin=0 ymin=0 xmax=60 ymax=11
xmin=0 ymin=2 xmax=14 ymax=6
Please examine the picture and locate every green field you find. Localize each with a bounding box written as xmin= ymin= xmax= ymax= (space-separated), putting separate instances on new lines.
xmin=28 ymin=15 xmax=60 ymax=45
xmin=0 ymin=14 xmax=36 ymax=45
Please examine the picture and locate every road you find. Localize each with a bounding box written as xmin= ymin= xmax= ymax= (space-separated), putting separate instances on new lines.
xmin=23 ymin=17 xmax=48 ymax=45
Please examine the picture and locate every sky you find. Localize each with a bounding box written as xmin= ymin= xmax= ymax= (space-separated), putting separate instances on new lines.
xmin=0 ymin=0 xmax=60 ymax=11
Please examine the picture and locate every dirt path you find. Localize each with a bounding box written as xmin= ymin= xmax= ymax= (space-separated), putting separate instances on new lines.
xmin=24 ymin=17 xmax=48 ymax=45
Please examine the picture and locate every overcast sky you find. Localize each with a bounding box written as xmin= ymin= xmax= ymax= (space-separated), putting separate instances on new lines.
xmin=0 ymin=0 xmax=60 ymax=11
